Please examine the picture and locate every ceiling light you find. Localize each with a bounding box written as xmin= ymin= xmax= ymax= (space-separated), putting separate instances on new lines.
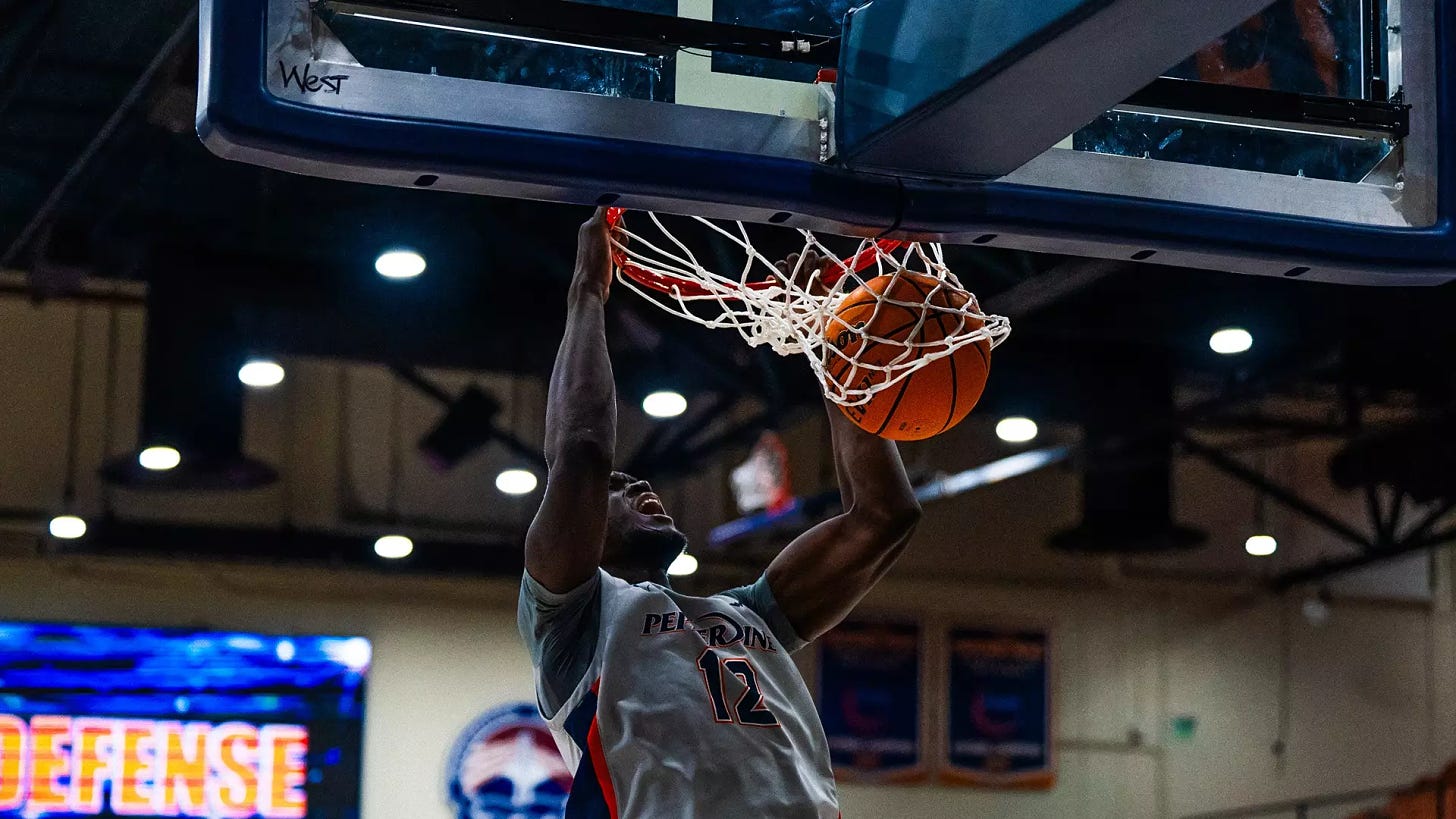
xmin=1209 ymin=327 xmax=1253 ymax=355
xmin=1245 ymin=534 xmax=1278 ymax=557
xmin=138 ymin=446 xmax=181 ymax=471
xmin=374 ymin=534 xmax=414 ymax=559
xmin=48 ymin=515 xmax=87 ymax=540
xmin=496 ymin=469 xmax=539 ymax=495
xmin=238 ymin=359 xmax=285 ymax=388
xmin=375 ymin=249 xmax=426 ymax=280
xmin=643 ymin=391 xmax=687 ymax=418
xmin=995 ymin=416 xmax=1039 ymax=443
xmin=668 ymin=553 xmax=699 ymax=576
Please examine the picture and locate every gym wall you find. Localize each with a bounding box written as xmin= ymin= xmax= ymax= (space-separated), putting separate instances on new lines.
xmin=0 ymin=554 xmax=1450 ymax=818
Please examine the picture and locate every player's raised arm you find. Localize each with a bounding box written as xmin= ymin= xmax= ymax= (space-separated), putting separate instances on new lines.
xmin=525 ymin=209 xmax=618 ymax=594
xmin=765 ymin=393 xmax=923 ymax=643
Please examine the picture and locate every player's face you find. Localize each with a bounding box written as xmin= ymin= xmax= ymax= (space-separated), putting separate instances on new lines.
xmin=602 ymin=471 xmax=686 ymax=572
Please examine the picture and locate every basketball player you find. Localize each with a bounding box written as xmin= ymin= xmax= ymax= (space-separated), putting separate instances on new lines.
xmin=518 ymin=208 xmax=922 ymax=818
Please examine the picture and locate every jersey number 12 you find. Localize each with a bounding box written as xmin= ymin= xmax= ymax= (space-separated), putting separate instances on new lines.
xmin=697 ymin=649 xmax=780 ymax=726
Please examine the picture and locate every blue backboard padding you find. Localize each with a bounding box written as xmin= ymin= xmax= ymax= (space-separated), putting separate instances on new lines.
xmin=199 ymin=0 xmax=1456 ymax=283
xmin=837 ymin=0 xmax=1102 ymax=154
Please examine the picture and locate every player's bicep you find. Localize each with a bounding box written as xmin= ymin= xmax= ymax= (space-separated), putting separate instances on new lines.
xmin=765 ymin=510 xmax=916 ymax=643
xmin=720 ymin=576 xmax=808 ymax=653
xmin=525 ymin=447 xmax=610 ymax=594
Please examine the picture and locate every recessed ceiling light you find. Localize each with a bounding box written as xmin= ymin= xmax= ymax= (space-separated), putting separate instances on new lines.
xmin=495 ymin=469 xmax=539 ymax=496
xmin=643 ymin=391 xmax=687 ymax=418
xmin=138 ymin=446 xmax=181 ymax=471
xmin=668 ymin=553 xmax=699 ymax=576
xmin=238 ymin=359 xmax=285 ymax=388
xmin=1245 ymin=534 xmax=1277 ymax=556
xmin=48 ymin=515 xmax=87 ymax=540
xmin=995 ymin=416 xmax=1039 ymax=443
xmin=1210 ymin=327 xmax=1253 ymax=355
xmin=375 ymin=249 xmax=426 ymax=280
xmin=374 ymin=534 xmax=414 ymax=559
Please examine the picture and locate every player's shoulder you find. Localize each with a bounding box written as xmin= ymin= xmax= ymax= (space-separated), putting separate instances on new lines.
xmin=713 ymin=574 xmax=771 ymax=607
xmin=597 ymin=570 xmax=679 ymax=598
xmin=604 ymin=572 xmax=750 ymax=609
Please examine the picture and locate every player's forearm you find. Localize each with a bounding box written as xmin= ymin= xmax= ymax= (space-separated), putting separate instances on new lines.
xmin=823 ymin=396 xmax=856 ymax=512
xmin=824 ymin=397 xmax=921 ymax=527
xmin=760 ymin=382 xmax=923 ymax=643
xmin=542 ymin=282 xmax=617 ymax=468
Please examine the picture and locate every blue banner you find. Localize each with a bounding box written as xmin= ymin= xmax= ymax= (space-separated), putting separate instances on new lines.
xmin=816 ymin=621 xmax=923 ymax=782
xmin=943 ymin=628 xmax=1054 ymax=789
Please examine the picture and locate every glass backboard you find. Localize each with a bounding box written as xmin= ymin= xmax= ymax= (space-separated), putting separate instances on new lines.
xmin=197 ymin=0 xmax=1456 ymax=285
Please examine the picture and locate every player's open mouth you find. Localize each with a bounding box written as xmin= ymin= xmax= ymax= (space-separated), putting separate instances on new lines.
xmin=636 ymin=493 xmax=666 ymax=516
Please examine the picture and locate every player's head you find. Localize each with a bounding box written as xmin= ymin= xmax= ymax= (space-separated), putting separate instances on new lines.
xmin=602 ymin=471 xmax=686 ymax=574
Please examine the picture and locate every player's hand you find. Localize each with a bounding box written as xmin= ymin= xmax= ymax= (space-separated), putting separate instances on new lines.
xmin=573 ymin=207 xmax=616 ymax=302
xmin=774 ymin=250 xmax=833 ymax=297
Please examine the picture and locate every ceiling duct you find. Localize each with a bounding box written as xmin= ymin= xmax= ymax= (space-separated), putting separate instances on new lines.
xmin=101 ymin=272 xmax=276 ymax=490
xmin=1051 ymin=344 xmax=1205 ymax=554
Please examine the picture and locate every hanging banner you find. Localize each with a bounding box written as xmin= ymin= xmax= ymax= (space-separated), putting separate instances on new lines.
xmin=816 ymin=620 xmax=925 ymax=783
xmin=942 ymin=627 xmax=1054 ymax=790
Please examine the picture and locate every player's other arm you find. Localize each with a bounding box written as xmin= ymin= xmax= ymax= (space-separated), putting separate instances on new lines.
xmin=765 ymin=397 xmax=922 ymax=642
xmin=525 ymin=209 xmax=617 ymax=594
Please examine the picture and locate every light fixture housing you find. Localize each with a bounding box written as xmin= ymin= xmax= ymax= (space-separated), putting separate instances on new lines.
xmin=138 ymin=446 xmax=182 ymax=471
xmin=238 ymin=359 xmax=286 ymax=388
xmin=496 ymin=469 xmax=540 ymax=495
xmin=48 ymin=515 xmax=87 ymax=540
xmin=1245 ymin=534 xmax=1278 ymax=556
xmin=643 ymin=391 xmax=688 ymax=418
xmin=1209 ymin=327 xmax=1254 ymax=355
xmin=668 ymin=553 xmax=699 ymax=576
xmin=374 ymin=534 xmax=414 ymax=559
xmin=995 ymin=416 xmax=1039 ymax=443
xmin=375 ymin=249 xmax=427 ymax=279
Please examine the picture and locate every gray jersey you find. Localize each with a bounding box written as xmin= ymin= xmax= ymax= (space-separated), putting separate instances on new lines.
xmin=518 ymin=569 xmax=839 ymax=818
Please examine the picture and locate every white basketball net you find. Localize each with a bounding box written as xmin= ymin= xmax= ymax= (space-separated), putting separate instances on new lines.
xmin=607 ymin=210 xmax=1011 ymax=408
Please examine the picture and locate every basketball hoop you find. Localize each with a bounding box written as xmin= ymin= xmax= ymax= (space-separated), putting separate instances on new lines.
xmin=605 ymin=209 xmax=1011 ymax=409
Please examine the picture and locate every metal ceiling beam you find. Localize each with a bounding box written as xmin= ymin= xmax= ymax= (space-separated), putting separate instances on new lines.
xmin=1402 ymin=497 xmax=1456 ymax=545
xmin=1270 ymin=526 xmax=1456 ymax=591
xmin=1 ymin=10 xmax=196 ymax=268
xmin=78 ymin=518 xmax=526 ymax=577
xmin=1191 ymin=413 xmax=1351 ymax=437
xmin=1178 ymin=434 xmax=1374 ymax=551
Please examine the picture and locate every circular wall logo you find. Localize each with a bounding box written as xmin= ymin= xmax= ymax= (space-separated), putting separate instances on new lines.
xmin=446 ymin=702 xmax=572 ymax=819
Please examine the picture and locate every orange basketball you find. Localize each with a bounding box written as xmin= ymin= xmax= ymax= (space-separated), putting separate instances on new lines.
xmin=823 ymin=272 xmax=991 ymax=441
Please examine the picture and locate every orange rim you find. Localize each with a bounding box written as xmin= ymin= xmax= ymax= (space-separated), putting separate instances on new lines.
xmin=605 ymin=208 xmax=904 ymax=299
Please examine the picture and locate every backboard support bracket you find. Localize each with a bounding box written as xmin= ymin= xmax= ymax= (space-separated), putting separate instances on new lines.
xmin=1122 ymin=78 xmax=1410 ymax=138
xmin=319 ymin=0 xmax=842 ymax=66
